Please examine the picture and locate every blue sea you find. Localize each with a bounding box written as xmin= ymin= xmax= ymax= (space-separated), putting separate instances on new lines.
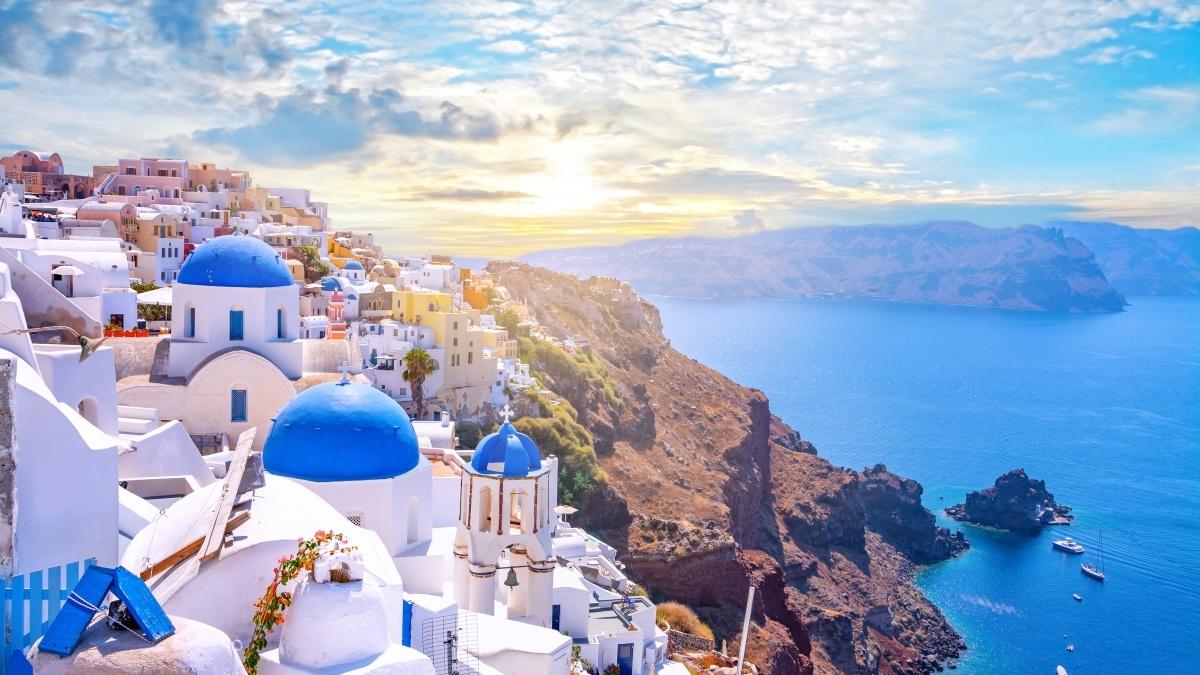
xmin=652 ymin=295 xmax=1200 ymax=675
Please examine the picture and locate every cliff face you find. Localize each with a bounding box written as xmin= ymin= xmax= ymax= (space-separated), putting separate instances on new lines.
xmin=1053 ymin=221 xmax=1200 ymax=296
xmin=522 ymin=221 xmax=1127 ymax=312
xmin=491 ymin=263 xmax=968 ymax=674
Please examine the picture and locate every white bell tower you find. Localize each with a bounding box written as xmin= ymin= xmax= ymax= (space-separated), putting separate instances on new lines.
xmin=454 ymin=408 xmax=557 ymax=626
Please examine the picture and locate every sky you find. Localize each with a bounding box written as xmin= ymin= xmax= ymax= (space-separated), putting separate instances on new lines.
xmin=1 ymin=0 xmax=1198 ymax=256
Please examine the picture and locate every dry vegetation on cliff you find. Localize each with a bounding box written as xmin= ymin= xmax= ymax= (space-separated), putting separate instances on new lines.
xmin=491 ymin=262 xmax=967 ymax=675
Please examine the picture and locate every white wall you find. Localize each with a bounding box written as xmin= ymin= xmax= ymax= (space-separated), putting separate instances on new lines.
xmin=6 ymin=350 xmax=118 ymax=573
xmin=284 ymin=460 xmax=433 ymax=557
xmin=168 ymin=282 xmax=302 ymax=379
xmin=33 ymin=343 xmax=119 ymax=436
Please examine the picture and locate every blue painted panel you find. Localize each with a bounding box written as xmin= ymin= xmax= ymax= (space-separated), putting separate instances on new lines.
xmin=4 ymin=649 xmax=31 ymax=675
xmin=402 ymin=599 xmax=413 ymax=647
xmin=231 ymin=389 xmax=248 ymax=423
xmin=9 ymin=575 xmax=23 ymax=655
xmin=229 ymin=309 xmax=244 ymax=340
xmin=26 ymin=571 xmax=42 ymax=645
xmin=47 ymin=566 xmax=62 ymax=627
xmin=110 ymin=567 xmax=174 ymax=643
xmin=38 ymin=566 xmax=114 ymax=656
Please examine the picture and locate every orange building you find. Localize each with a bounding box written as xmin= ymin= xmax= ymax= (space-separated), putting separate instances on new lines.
xmin=1 ymin=150 xmax=94 ymax=199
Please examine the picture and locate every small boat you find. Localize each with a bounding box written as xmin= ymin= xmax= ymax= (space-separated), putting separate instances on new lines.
xmin=1066 ymin=644 xmax=1075 ymax=652
xmin=1057 ymin=666 xmax=1069 ymax=675
xmin=1053 ymin=537 xmax=1085 ymax=554
xmin=1081 ymin=530 xmax=1107 ymax=581
xmin=1072 ymin=593 xmax=1082 ymax=601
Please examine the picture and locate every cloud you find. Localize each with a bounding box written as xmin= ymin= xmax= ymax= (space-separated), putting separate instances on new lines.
xmin=1093 ymin=86 xmax=1199 ymax=133
xmin=1078 ymin=45 xmax=1155 ymax=64
xmin=195 ymin=85 xmax=504 ymax=164
xmin=403 ymin=188 xmax=533 ymax=201
xmin=43 ymin=30 xmax=92 ymax=77
xmin=625 ymin=168 xmax=803 ymax=197
xmin=555 ymin=111 xmax=587 ymax=139
xmin=733 ymin=209 xmax=765 ymax=232
xmin=481 ymin=39 xmax=528 ymax=55
xmin=148 ymin=0 xmax=216 ymax=48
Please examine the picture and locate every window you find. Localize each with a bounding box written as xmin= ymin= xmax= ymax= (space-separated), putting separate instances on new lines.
xmin=453 ymin=337 xmax=458 ymax=347
xmin=186 ymin=306 xmax=196 ymax=338
xmin=231 ymin=389 xmax=248 ymax=422
xmin=229 ymin=309 xmax=244 ymax=340
xmin=552 ymin=604 xmax=561 ymax=631
xmin=277 ymin=308 xmax=286 ymax=339
xmin=468 ymin=352 xmax=473 ymax=365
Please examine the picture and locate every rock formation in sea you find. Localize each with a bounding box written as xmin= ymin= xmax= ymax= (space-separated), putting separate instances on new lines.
xmin=946 ymin=468 xmax=1072 ymax=533
xmin=491 ymin=262 xmax=970 ymax=675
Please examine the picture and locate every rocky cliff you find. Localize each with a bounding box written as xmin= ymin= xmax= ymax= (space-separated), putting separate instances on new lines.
xmin=522 ymin=221 xmax=1127 ymax=312
xmin=947 ymin=468 xmax=1072 ymax=534
xmin=491 ymin=262 xmax=969 ymax=674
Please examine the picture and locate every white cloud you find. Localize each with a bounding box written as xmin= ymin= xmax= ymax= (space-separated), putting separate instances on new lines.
xmin=481 ymin=39 xmax=528 ymax=55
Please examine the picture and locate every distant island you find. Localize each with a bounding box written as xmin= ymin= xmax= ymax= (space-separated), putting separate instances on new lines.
xmin=524 ymin=220 xmax=1133 ymax=312
xmin=1052 ymin=221 xmax=1200 ymax=296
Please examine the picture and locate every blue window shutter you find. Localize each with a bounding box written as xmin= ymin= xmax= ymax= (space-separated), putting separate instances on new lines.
xmin=277 ymin=308 xmax=285 ymax=339
xmin=231 ymin=389 xmax=248 ymax=422
xmin=229 ymin=309 xmax=243 ymax=340
xmin=187 ymin=307 xmax=196 ymax=338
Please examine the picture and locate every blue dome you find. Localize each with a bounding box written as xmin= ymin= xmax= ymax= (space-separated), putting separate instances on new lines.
xmin=320 ymin=277 xmax=341 ymax=292
xmin=471 ymin=422 xmax=542 ymax=476
xmin=178 ymin=235 xmax=294 ymax=288
xmin=344 ymin=260 xmax=364 ymax=270
xmin=264 ymin=380 xmax=421 ymax=482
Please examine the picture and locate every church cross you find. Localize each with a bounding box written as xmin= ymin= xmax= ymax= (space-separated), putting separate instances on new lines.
xmin=338 ymin=362 xmax=352 ymax=383
xmin=499 ymin=404 xmax=515 ymax=423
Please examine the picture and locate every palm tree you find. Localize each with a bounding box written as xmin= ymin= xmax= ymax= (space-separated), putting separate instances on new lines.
xmin=402 ymin=347 xmax=438 ymax=419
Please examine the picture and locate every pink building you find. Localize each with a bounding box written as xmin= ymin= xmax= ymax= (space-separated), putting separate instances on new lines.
xmin=102 ymin=158 xmax=188 ymax=201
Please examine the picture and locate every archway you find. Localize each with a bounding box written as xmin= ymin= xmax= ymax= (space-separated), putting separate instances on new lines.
xmin=76 ymin=397 xmax=100 ymax=428
xmin=406 ymin=496 xmax=420 ymax=545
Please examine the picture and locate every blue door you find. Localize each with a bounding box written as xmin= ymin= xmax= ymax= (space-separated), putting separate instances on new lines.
xmin=617 ymin=643 xmax=633 ymax=675
xmin=186 ymin=307 xmax=196 ymax=338
xmin=229 ymin=310 xmax=244 ymax=340
xmin=552 ymin=604 xmax=560 ymax=631
xmin=277 ymin=308 xmax=285 ymax=339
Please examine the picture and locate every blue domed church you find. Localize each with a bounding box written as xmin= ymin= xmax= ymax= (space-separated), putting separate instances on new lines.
xmin=263 ymin=375 xmax=435 ymax=558
xmin=168 ymin=235 xmax=302 ymax=380
xmin=119 ymin=235 xmax=304 ymax=451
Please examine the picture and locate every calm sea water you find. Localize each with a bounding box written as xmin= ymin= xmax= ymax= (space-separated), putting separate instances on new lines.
xmin=652 ymin=295 xmax=1200 ymax=674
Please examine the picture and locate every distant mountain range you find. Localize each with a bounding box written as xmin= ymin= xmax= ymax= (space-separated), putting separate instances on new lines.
xmin=1051 ymin=221 xmax=1200 ymax=296
xmin=523 ymin=220 xmax=1135 ymax=312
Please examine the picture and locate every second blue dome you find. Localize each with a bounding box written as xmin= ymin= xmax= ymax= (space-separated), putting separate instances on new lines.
xmin=264 ymin=380 xmax=421 ymax=482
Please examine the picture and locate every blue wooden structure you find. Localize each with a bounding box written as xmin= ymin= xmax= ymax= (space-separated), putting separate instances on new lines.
xmin=0 ymin=559 xmax=94 ymax=674
xmin=38 ymin=565 xmax=174 ymax=657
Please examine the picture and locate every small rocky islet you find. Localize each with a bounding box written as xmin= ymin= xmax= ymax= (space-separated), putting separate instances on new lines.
xmin=946 ymin=468 xmax=1072 ymax=533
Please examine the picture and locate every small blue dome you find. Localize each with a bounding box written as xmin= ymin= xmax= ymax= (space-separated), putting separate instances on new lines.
xmin=264 ymin=380 xmax=421 ymax=482
xmin=178 ymin=235 xmax=294 ymax=288
xmin=471 ymin=422 xmax=542 ymax=476
xmin=320 ymin=277 xmax=341 ymax=292
xmin=344 ymin=260 xmax=364 ymax=271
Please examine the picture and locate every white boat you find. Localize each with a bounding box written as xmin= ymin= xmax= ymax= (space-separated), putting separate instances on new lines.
xmin=1053 ymin=537 xmax=1085 ymax=554
xmin=1057 ymin=666 xmax=1069 ymax=675
xmin=1072 ymin=593 xmax=1082 ymax=601
xmin=1081 ymin=530 xmax=1107 ymax=581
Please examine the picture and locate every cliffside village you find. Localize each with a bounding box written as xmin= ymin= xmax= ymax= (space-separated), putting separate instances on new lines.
xmin=0 ymin=151 xmax=691 ymax=675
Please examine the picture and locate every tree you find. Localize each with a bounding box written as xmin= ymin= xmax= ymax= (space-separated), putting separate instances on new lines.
xmin=296 ymin=244 xmax=330 ymax=282
xmin=495 ymin=307 xmax=521 ymax=336
xmin=402 ymin=347 xmax=438 ymax=420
